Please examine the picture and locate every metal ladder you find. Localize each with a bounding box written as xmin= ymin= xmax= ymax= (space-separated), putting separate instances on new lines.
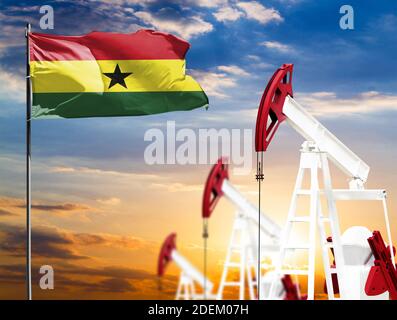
xmin=217 ymin=212 xmax=260 ymax=300
xmin=246 ymin=243 xmax=259 ymax=300
xmin=175 ymin=272 xmax=195 ymax=300
xmin=268 ymin=142 xmax=345 ymax=300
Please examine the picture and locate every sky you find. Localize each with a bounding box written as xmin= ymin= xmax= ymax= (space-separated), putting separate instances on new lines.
xmin=0 ymin=0 xmax=397 ymax=299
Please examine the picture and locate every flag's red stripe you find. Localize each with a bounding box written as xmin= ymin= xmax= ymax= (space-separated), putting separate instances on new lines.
xmin=29 ymin=29 xmax=190 ymax=61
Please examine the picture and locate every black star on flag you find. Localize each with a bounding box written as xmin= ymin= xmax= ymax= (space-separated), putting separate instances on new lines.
xmin=103 ymin=64 xmax=133 ymax=89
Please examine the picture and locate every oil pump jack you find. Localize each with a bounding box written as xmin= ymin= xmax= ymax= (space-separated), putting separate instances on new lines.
xmin=157 ymin=233 xmax=216 ymax=300
xmin=254 ymin=63 xmax=397 ymax=300
xmin=202 ymin=159 xmax=305 ymax=300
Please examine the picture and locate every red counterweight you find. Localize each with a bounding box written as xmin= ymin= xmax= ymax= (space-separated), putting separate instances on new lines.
xmin=157 ymin=233 xmax=177 ymax=277
xmin=282 ymin=275 xmax=307 ymax=300
xmin=202 ymin=158 xmax=229 ymax=219
xmin=255 ymin=64 xmax=293 ymax=152
xmin=365 ymin=231 xmax=397 ymax=299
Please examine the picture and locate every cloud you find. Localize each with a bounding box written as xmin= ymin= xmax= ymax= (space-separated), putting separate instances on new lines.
xmin=189 ymin=69 xmax=238 ymax=98
xmin=307 ymin=92 xmax=337 ymax=99
xmin=134 ymin=8 xmax=213 ymax=39
xmin=0 ymin=262 xmax=153 ymax=294
xmin=57 ymin=263 xmax=151 ymax=280
xmin=0 ymin=196 xmax=97 ymax=220
xmin=256 ymin=62 xmax=274 ymax=70
xmin=54 ymin=263 xmax=156 ymax=294
xmin=260 ymin=40 xmax=292 ymax=53
xmin=50 ymin=167 xmax=76 ymax=173
xmin=71 ymin=232 xmax=146 ymax=250
xmin=276 ymin=0 xmax=304 ymax=4
xmin=217 ymin=65 xmax=250 ymax=76
xmin=245 ymin=55 xmax=274 ymax=69
xmin=0 ymin=13 xmax=35 ymax=44
xmin=0 ymin=2 xmax=142 ymax=56
xmin=184 ymin=0 xmax=228 ymax=7
xmin=0 ymin=209 xmax=16 ymax=217
xmin=203 ymin=90 xmax=397 ymax=122
xmin=0 ymin=65 xmax=25 ymax=106
xmin=0 ymin=264 xmax=25 ymax=284
xmin=86 ymin=277 xmax=137 ymax=292
xmin=0 ymin=222 xmax=149 ymax=261
xmin=0 ymin=197 xmax=24 ymax=207
xmin=185 ymin=242 xmax=222 ymax=252
xmin=29 ymin=203 xmax=94 ymax=213
xmin=296 ymin=91 xmax=397 ymax=117
xmin=236 ymin=1 xmax=283 ymax=25
xmin=368 ymin=14 xmax=397 ymax=33
xmin=96 ymin=197 xmax=121 ymax=205
xmin=0 ymin=223 xmax=88 ymax=260
xmin=246 ymin=54 xmax=261 ymax=62
xmin=213 ymin=6 xmax=244 ymax=22
xmin=0 ymin=197 xmax=25 ymax=217
xmin=50 ymin=165 xmax=160 ymax=180
xmin=150 ymin=182 xmax=202 ymax=192
xmin=213 ymin=2 xmax=283 ymax=25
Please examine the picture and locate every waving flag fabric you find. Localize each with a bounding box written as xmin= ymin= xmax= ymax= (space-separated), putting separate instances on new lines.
xmin=29 ymin=30 xmax=208 ymax=119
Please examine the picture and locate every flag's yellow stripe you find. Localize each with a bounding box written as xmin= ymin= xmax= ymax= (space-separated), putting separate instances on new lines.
xmin=30 ymin=60 xmax=203 ymax=93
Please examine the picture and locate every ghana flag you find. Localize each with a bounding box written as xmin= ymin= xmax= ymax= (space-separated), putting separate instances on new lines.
xmin=29 ymin=30 xmax=208 ymax=119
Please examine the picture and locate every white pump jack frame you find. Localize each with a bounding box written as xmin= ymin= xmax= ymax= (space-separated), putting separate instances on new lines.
xmin=267 ymin=95 xmax=395 ymax=300
xmin=171 ymin=249 xmax=216 ymax=300
xmin=284 ymin=95 xmax=394 ymax=267
xmin=284 ymin=96 xmax=369 ymax=186
xmin=222 ymin=179 xmax=282 ymax=241
xmin=216 ymin=179 xmax=282 ymax=300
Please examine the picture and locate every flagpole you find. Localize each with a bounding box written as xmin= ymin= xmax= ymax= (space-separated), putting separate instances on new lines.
xmin=25 ymin=22 xmax=32 ymax=301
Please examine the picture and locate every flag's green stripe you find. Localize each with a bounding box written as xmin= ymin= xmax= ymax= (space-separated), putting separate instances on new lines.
xmin=32 ymin=91 xmax=208 ymax=119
